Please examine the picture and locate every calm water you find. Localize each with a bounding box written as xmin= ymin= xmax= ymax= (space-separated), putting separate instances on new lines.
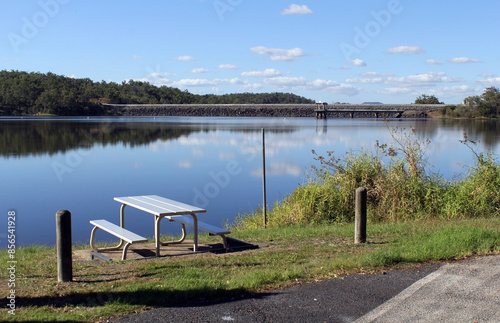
xmin=2 ymin=116 xmax=500 ymax=247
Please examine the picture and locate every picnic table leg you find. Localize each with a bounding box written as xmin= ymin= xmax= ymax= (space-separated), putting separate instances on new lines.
xmin=89 ymin=226 xmax=123 ymax=252
xmin=155 ymin=215 xmax=161 ymax=256
xmin=160 ymin=221 xmax=187 ymax=246
xmin=190 ymin=213 xmax=198 ymax=252
xmin=116 ymin=203 xmax=126 ymax=249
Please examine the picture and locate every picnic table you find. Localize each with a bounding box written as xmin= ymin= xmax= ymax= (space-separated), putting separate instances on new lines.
xmin=89 ymin=195 xmax=230 ymax=260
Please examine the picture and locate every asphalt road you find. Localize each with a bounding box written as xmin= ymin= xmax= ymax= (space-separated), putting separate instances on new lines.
xmin=113 ymin=263 xmax=440 ymax=322
xmin=113 ymin=255 xmax=500 ymax=322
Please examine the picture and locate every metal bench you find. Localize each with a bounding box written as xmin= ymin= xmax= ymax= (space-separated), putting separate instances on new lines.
xmin=166 ymin=215 xmax=231 ymax=249
xmin=90 ymin=219 xmax=147 ymax=260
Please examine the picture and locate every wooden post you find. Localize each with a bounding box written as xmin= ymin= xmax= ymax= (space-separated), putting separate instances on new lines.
xmin=56 ymin=209 xmax=72 ymax=282
xmin=355 ymin=187 xmax=367 ymax=244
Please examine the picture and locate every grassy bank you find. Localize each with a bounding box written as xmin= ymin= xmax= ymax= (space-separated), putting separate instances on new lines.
xmin=1 ymin=218 xmax=499 ymax=322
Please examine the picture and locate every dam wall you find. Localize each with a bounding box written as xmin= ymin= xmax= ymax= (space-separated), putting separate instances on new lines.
xmin=103 ymin=103 xmax=446 ymax=118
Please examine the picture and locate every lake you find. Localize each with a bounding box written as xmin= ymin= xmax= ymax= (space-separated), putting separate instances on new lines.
xmin=2 ymin=116 xmax=499 ymax=247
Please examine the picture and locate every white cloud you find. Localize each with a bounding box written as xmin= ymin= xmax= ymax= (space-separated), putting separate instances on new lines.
xmin=378 ymin=87 xmax=414 ymax=95
xmin=379 ymin=84 xmax=478 ymax=99
xmin=426 ymin=85 xmax=478 ymax=98
xmin=147 ymin=72 xmax=162 ymax=78
xmin=174 ymin=55 xmax=195 ymax=61
xmin=189 ymin=68 xmax=210 ymax=73
xmin=346 ymin=77 xmax=384 ymax=84
xmin=448 ymin=57 xmax=483 ymax=64
xmin=474 ymin=77 xmax=500 ymax=87
xmin=280 ymin=4 xmax=313 ymax=15
xmin=240 ymin=83 xmax=263 ymax=91
xmin=323 ymin=83 xmax=360 ymax=96
xmin=241 ymin=68 xmax=282 ymax=77
xmin=250 ymin=46 xmax=308 ymax=62
xmin=386 ymin=72 xmax=464 ymax=87
xmin=218 ymin=64 xmax=238 ymax=69
xmin=171 ymin=78 xmax=243 ymax=87
xmin=479 ymin=73 xmax=497 ymax=78
xmin=359 ymin=72 xmax=394 ymax=77
xmin=145 ymin=72 xmax=177 ymax=79
xmin=352 ymin=59 xmax=366 ymax=66
xmin=263 ymin=76 xmax=360 ymax=96
xmin=130 ymin=55 xmax=145 ymax=60
xmin=384 ymin=46 xmax=426 ymax=54
xmin=264 ymin=76 xmax=307 ymax=87
xmin=426 ymin=59 xmax=443 ymax=65
xmin=133 ymin=76 xmax=170 ymax=86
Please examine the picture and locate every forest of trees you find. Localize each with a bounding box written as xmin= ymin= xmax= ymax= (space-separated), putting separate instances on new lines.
xmin=0 ymin=70 xmax=315 ymax=116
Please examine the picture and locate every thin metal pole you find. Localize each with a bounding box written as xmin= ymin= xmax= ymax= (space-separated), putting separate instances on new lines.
xmin=262 ymin=128 xmax=267 ymax=228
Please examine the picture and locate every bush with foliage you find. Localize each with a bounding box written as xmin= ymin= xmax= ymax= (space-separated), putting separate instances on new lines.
xmin=234 ymin=129 xmax=499 ymax=229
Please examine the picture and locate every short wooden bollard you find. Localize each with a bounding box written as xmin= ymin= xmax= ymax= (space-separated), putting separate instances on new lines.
xmin=355 ymin=187 xmax=367 ymax=244
xmin=56 ymin=209 xmax=72 ymax=282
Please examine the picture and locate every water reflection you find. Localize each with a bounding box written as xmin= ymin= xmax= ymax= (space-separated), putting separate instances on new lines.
xmin=0 ymin=117 xmax=299 ymax=157
xmin=2 ymin=117 xmax=500 ymax=157
xmin=1 ymin=116 xmax=499 ymax=247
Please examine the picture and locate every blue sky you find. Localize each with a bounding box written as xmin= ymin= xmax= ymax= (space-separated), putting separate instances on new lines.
xmin=1 ymin=0 xmax=499 ymax=104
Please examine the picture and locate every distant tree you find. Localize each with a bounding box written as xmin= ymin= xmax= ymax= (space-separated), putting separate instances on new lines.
xmin=414 ymin=94 xmax=443 ymax=104
xmin=480 ymin=87 xmax=500 ymax=109
xmin=463 ymin=95 xmax=481 ymax=106
xmin=471 ymin=87 xmax=500 ymax=117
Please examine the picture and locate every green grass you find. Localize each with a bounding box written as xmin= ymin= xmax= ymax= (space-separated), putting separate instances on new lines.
xmin=1 ymin=218 xmax=499 ymax=322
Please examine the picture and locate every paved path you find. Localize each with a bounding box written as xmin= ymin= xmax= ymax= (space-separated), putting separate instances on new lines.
xmin=355 ymin=254 xmax=500 ymax=322
xmin=114 ymin=255 xmax=499 ymax=323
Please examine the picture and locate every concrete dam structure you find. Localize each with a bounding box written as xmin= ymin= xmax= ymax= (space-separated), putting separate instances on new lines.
xmin=103 ymin=103 xmax=446 ymax=118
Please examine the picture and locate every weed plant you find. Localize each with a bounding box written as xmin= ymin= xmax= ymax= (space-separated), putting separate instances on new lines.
xmin=235 ymin=128 xmax=500 ymax=229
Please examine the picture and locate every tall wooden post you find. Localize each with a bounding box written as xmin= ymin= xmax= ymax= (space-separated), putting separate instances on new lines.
xmin=56 ymin=209 xmax=72 ymax=282
xmin=355 ymin=187 xmax=367 ymax=244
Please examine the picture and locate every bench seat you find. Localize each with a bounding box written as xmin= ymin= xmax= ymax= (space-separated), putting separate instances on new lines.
xmin=168 ymin=215 xmax=231 ymax=249
xmin=90 ymin=219 xmax=147 ymax=260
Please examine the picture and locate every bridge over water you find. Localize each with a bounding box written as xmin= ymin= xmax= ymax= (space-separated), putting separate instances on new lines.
xmin=314 ymin=103 xmax=445 ymax=119
xmin=102 ymin=103 xmax=445 ymax=118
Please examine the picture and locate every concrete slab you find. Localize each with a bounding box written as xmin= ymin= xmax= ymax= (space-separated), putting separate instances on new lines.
xmin=355 ymin=255 xmax=500 ymax=323
xmin=74 ymin=238 xmax=260 ymax=262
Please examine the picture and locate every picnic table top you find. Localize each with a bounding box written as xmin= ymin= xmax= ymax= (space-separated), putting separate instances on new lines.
xmin=114 ymin=195 xmax=206 ymax=216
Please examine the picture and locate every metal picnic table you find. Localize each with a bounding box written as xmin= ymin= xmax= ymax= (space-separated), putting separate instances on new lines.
xmin=113 ymin=195 xmax=207 ymax=256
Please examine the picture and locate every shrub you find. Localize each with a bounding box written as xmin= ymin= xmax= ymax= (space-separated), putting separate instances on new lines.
xmin=443 ymin=136 xmax=500 ymax=218
xmin=234 ymin=129 xmax=499 ymax=230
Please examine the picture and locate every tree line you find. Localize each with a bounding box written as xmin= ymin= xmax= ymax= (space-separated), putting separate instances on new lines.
xmin=441 ymin=87 xmax=500 ymax=118
xmin=0 ymin=70 xmax=314 ymax=116
xmin=415 ymin=89 xmax=500 ymax=118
